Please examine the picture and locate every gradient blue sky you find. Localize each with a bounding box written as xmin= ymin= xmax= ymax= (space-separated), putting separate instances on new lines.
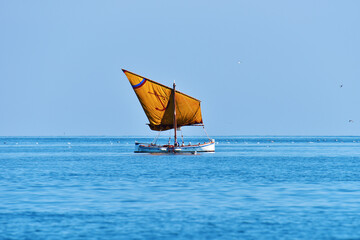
xmin=1 ymin=0 xmax=359 ymax=136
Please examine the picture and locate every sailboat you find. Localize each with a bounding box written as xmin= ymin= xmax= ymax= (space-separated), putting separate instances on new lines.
xmin=123 ymin=69 xmax=215 ymax=153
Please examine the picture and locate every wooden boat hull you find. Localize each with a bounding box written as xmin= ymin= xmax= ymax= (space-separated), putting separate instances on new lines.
xmin=135 ymin=140 xmax=215 ymax=153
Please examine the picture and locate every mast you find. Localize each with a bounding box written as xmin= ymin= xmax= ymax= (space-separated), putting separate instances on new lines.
xmin=173 ymin=81 xmax=178 ymax=146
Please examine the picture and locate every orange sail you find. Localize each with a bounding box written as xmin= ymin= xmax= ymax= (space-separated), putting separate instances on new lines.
xmin=123 ymin=69 xmax=203 ymax=131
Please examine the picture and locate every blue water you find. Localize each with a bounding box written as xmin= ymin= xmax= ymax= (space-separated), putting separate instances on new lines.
xmin=1 ymin=136 xmax=360 ymax=239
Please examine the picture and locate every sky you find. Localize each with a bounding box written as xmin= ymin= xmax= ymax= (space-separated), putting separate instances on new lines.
xmin=0 ymin=0 xmax=359 ymax=136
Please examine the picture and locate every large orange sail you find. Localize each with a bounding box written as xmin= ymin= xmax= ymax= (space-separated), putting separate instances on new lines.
xmin=123 ymin=69 xmax=203 ymax=131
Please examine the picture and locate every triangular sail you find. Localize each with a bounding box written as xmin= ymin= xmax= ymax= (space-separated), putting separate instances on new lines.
xmin=123 ymin=69 xmax=203 ymax=131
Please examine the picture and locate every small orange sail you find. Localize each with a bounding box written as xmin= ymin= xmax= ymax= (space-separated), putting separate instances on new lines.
xmin=123 ymin=69 xmax=203 ymax=131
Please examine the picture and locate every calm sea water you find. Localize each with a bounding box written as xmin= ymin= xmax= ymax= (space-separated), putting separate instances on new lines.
xmin=1 ymin=136 xmax=360 ymax=239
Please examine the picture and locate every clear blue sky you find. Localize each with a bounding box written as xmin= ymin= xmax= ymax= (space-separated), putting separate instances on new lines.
xmin=1 ymin=0 xmax=359 ymax=136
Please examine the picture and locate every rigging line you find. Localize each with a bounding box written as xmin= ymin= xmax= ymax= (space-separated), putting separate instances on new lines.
xmin=168 ymin=130 xmax=171 ymax=145
xmin=203 ymin=125 xmax=211 ymax=141
xmin=152 ymin=130 xmax=161 ymax=144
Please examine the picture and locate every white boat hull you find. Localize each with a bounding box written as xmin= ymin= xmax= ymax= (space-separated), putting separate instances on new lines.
xmin=135 ymin=139 xmax=215 ymax=153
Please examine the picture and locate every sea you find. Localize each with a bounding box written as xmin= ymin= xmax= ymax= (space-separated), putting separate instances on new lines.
xmin=0 ymin=136 xmax=360 ymax=240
